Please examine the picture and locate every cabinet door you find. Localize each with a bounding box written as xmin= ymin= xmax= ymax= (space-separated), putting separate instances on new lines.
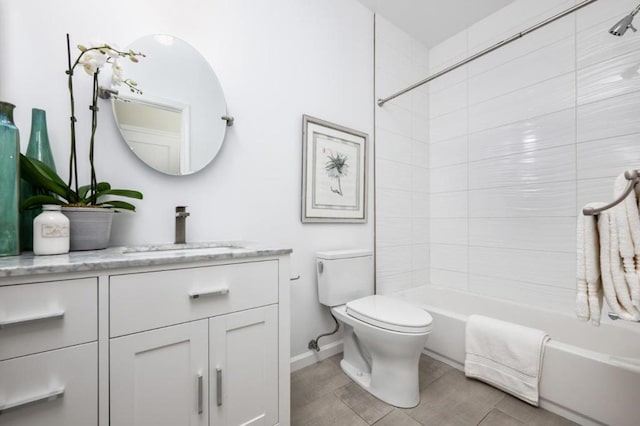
xmin=110 ymin=320 xmax=208 ymax=426
xmin=0 ymin=343 xmax=97 ymax=426
xmin=210 ymin=305 xmax=278 ymax=426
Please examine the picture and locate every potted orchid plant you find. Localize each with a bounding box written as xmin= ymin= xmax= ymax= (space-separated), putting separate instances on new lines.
xmin=21 ymin=34 xmax=145 ymax=250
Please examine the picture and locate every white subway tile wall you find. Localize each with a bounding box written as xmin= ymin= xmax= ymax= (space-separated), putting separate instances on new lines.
xmin=423 ymin=0 xmax=640 ymax=310
xmin=375 ymin=15 xmax=431 ymax=294
xmin=375 ymin=0 xmax=640 ymax=309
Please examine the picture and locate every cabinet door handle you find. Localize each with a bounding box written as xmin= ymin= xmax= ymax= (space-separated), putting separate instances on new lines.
xmin=0 ymin=388 xmax=65 ymax=415
xmin=216 ymin=368 xmax=223 ymax=406
xmin=197 ymin=374 xmax=203 ymax=414
xmin=188 ymin=288 xmax=229 ymax=300
xmin=0 ymin=310 xmax=65 ymax=329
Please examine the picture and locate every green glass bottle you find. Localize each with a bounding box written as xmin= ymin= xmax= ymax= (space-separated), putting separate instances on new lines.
xmin=20 ymin=108 xmax=57 ymax=250
xmin=0 ymin=101 xmax=20 ymax=256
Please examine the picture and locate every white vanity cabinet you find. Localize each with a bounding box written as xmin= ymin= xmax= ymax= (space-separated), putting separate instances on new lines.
xmin=0 ymin=278 xmax=98 ymax=426
xmin=0 ymin=248 xmax=291 ymax=426
xmin=0 ymin=343 xmax=98 ymax=426
xmin=209 ymin=305 xmax=279 ymax=426
xmin=110 ymin=320 xmax=209 ymax=426
xmin=108 ymin=259 xmax=284 ymax=426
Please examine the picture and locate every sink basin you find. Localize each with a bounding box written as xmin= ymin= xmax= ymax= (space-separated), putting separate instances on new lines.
xmin=121 ymin=242 xmax=244 ymax=254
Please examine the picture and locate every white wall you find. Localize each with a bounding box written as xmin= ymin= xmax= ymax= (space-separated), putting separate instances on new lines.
xmin=0 ymin=0 xmax=374 ymax=359
xmin=374 ymin=16 xmax=430 ymax=294
xmin=428 ymin=0 xmax=640 ymax=310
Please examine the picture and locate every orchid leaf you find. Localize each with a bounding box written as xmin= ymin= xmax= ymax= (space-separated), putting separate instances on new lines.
xmin=20 ymin=195 xmax=63 ymax=211
xmin=20 ymin=155 xmax=70 ymax=201
xmin=97 ymin=189 xmax=143 ymax=200
xmin=78 ymin=184 xmax=90 ymax=200
xmin=21 ymin=155 xmax=67 ymax=188
xmin=79 ymin=182 xmax=111 ymax=202
xmin=96 ymin=200 xmax=136 ymax=212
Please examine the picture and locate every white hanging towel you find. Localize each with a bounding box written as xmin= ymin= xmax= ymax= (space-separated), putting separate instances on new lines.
xmin=464 ymin=315 xmax=549 ymax=406
xmin=576 ymin=204 xmax=604 ymax=325
xmin=613 ymin=174 xmax=640 ymax=308
xmin=598 ymin=209 xmax=640 ymax=321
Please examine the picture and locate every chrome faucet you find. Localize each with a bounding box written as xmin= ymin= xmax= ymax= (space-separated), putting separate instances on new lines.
xmin=175 ymin=206 xmax=190 ymax=244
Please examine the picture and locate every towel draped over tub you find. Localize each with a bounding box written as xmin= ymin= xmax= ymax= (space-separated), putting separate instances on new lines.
xmin=465 ymin=314 xmax=549 ymax=406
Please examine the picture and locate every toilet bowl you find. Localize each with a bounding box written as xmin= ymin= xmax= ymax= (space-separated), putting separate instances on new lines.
xmin=316 ymin=250 xmax=433 ymax=408
xmin=331 ymin=296 xmax=432 ymax=408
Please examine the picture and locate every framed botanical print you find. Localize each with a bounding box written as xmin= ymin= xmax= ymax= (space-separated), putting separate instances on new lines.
xmin=301 ymin=115 xmax=368 ymax=223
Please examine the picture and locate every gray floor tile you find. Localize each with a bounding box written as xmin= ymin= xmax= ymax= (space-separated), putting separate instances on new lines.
xmin=409 ymin=399 xmax=500 ymax=425
xmin=328 ymin=353 xmax=343 ymax=366
xmin=373 ymin=409 xmax=422 ymax=426
xmin=291 ymin=393 xmax=369 ymax=426
xmin=479 ymin=409 xmax=524 ymax=426
xmin=494 ymin=395 xmax=542 ymax=423
xmin=404 ymin=369 xmax=505 ymax=426
xmin=291 ymin=356 xmax=352 ymax=409
xmin=525 ymin=409 xmax=579 ymax=426
xmin=334 ymin=382 xmax=394 ymax=424
xmin=419 ymin=355 xmax=455 ymax=390
xmin=291 ymin=354 xmax=579 ymax=426
xmin=495 ymin=395 xmax=578 ymax=426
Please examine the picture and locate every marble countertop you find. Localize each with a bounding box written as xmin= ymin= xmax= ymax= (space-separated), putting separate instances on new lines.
xmin=0 ymin=242 xmax=292 ymax=279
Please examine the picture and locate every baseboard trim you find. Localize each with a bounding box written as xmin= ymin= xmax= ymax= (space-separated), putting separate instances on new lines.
xmin=290 ymin=340 xmax=343 ymax=372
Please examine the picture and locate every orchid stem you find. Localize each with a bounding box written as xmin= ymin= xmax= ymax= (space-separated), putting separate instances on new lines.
xmin=66 ymin=33 xmax=79 ymax=200
xmin=89 ymin=70 xmax=99 ymax=205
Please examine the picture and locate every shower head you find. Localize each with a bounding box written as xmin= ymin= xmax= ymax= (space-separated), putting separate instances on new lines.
xmin=609 ymin=3 xmax=640 ymax=36
xmin=610 ymin=14 xmax=637 ymax=36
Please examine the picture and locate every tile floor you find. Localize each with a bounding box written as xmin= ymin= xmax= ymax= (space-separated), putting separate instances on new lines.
xmin=291 ymin=354 xmax=578 ymax=426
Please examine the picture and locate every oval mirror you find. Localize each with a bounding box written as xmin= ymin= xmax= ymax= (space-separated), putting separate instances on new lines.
xmin=111 ymin=34 xmax=230 ymax=175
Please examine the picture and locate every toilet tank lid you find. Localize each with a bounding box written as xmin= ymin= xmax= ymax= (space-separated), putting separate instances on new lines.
xmin=316 ymin=249 xmax=373 ymax=260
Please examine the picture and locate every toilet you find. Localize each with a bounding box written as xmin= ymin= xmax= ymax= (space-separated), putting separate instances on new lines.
xmin=316 ymin=249 xmax=433 ymax=408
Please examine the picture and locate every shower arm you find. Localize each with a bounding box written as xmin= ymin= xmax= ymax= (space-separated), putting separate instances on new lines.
xmin=377 ymin=0 xmax=599 ymax=107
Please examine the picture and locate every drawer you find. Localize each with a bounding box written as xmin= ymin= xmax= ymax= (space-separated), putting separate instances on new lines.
xmin=0 ymin=278 xmax=97 ymax=361
xmin=110 ymin=260 xmax=278 ymax=337
xmin=0 ymin=342 xmax=97 ymax=426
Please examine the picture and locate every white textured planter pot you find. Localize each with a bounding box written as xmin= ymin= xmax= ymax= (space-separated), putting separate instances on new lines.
xmin=61 ymin=206 xmax=114 ymax=251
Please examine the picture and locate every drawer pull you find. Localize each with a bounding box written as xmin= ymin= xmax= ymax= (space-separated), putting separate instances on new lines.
xmin=0 ymin=310 xmax=65 ymax=329
xmin=197 ymin=373 xmax=203 ymax=414
xmin=0 ymin=388 xmax=65 ymax=415
xmin=188 ymin=288 xmax=229 ymax=300
xmin=216 ymin=368 xmax=223 ymax=406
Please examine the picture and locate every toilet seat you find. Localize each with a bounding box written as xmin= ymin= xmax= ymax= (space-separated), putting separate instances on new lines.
xmin=346 ymin=295 xmax=433 ymax=334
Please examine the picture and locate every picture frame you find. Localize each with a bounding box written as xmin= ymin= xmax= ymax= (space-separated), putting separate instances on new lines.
xmin=301 ymin=115 xmax=368 ymax=223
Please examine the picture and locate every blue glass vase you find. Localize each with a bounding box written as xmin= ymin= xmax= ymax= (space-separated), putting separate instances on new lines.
xmin=20 ymin=108 xmax=57 ymax=251
xmin=0 ymin=101 xmax=20 ymax=256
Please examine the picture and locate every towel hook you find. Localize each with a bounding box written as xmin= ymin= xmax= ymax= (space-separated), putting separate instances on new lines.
xmin=607 ymin=312 xmax=640 ymax=322
xmin=582 ymin=170 xmax=640 ymax=216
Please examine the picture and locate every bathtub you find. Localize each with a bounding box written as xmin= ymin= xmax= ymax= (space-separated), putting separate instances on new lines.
xmin=393 ymin=285 xmax=640 ymax=426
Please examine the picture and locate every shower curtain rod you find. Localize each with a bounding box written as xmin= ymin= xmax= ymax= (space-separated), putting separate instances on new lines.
xmin=377 ymin=0 xmax=599 ymax=107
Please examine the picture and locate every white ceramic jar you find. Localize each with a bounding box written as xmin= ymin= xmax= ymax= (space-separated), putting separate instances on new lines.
xmin=33 ymin=204 xmax=70 ymax=255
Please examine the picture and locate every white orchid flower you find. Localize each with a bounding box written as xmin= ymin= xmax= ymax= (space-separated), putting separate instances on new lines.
xmin=79 ymin=49 xmax=107 ymax=75
xmin=111 ymin=62 xmax=125 ymax=86
xmin=104 ymin=43 xmax=120 ymax=59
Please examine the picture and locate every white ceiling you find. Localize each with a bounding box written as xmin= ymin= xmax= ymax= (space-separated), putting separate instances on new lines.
xmin=357 ymin=0 xmax=517 ymax=47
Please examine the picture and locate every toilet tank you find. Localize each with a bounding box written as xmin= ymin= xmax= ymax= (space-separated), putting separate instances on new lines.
xmin=316 ymin=249 xmax=374 ymax=307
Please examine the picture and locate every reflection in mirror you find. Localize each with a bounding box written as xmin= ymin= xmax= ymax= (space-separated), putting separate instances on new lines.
xmin=111 ymin=34 xmax=230 ymax=175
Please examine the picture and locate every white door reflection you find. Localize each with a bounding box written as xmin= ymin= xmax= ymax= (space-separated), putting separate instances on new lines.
xmin=113 ymin=96 xmax=190 ymax=175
